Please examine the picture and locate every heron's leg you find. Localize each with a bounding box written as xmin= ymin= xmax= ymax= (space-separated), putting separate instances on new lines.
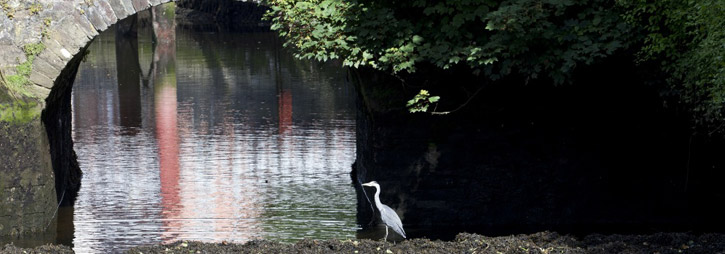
xmin=384 ymin=226 xmax=388 ymax=242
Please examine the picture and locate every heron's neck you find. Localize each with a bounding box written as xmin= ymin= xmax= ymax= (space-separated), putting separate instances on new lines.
xmin=373 ymin=185 xmax=383 ymax=209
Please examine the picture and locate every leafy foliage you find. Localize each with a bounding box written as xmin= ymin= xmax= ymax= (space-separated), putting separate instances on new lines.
xmin=619 ymin=0 xmax=725 ymax=133
xmin=264 ymin=0 xmax=633 ymax=84
xmin=265 ymin=0 xmax=725 ymax=132
xmin=406 ymin=89 xmax=439 ymax=113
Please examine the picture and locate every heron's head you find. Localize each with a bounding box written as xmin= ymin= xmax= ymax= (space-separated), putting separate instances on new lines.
xmin=362 ymin=181 xmax=379 ymax=187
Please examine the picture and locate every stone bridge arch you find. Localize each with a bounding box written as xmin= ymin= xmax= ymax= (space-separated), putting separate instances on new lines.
xmin=1 ymin=0 xmax=175 ymax=101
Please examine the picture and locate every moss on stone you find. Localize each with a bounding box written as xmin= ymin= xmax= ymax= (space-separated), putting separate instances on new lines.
xmin=28 ymin=2 xmax=42 ymax=15
xmin=0 ymin=42 xmax=46 ymax=99
xmin=0 ymin=101 xmax=42 ymax=124
xmin=163 ymin=2 xmax=176 ymax=21
xmin=1 ymin=0 xmax=16 ymax=19
xmin=23 ymin=43 xmax=46 ymax=56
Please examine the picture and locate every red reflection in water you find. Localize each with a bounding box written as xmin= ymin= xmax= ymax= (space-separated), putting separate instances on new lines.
xmin=155 ymin=83 xmax=181 ymax=241
xmin=150 ymin=4 xmax=183 ymax=242
xmin=278 ymin=89 xmax=293 ymax=134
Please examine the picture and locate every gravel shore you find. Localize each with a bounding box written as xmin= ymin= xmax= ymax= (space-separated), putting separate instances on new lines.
xmin=3 ymin=231 xmax=725 ymax=253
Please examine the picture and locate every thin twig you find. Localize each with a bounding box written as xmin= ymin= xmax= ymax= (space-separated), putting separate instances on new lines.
xmin=45 ymin=189 xmax=65 ymax=230
xmin=430 ymin=85 xmax=485 ymax=115
xmin=708 ymin=121 xmax=725 ymax=136
xmin=393 ymin=73 xmax=426 ymax=89
xmin=0 ymin=69 xmax=6 ymax=85
xmin=0 ymin=69 xmax=19 ymax=100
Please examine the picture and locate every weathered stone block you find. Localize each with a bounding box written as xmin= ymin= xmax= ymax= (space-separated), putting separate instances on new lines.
xmin=132 ymin=0 xmax=151 ymax=12
xmin=71 ymin=13 xmax=101 ymax=40
xmin=84 ymin=6 xmax=110 ymax=32
xmin=45 ymin=2 xmax=78 ymax=27
xmin=0 ymin=45 xmax=24 ymax=69
xmin=31 ymin=54 xmax=60 ymax=79
xmin=46 ymin=23 xmax=86 ymax=57
xmin=43 ymin=3 xmax=97 ymax=47
xmin=108 ymin=1 xmax=132 ymax=21
xmin=81 ymin=0 xmax=120 ymax=32
xmin=149 ymin=0 xmax=172 ymax=7
xmin=36 ymin=48 xmax=66 ymax=73
xmin=0 ymin=15 xmax=15 ymax=46
xmin=97 ymin=1 xmax=119 ymax=26
xmin=120 ymin=0 xmax=137 ymax=19
xmin=29 ymin=71 xmax=54 ymax=89
xmin=27 ymin=85 xmax=51 ymax=101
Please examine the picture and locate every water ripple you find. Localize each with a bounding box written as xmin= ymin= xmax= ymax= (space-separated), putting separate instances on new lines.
xmin=68 ymin=25 xmax=358 ymax=253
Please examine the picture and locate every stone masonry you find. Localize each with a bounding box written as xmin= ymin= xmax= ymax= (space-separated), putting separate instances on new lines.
xmin=1 ymin=0 xmax=175 ymax=101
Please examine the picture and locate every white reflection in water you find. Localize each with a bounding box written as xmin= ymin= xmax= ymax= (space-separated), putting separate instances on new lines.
xmin=70 ymin=25 xmax=357 ymax=253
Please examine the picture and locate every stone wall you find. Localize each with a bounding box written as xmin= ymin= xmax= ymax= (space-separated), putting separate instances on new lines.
xmin=0 ymin=102 xmax=56 ymax=236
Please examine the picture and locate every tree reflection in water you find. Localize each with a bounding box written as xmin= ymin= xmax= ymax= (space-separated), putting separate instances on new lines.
xmin=69 ymin=4 xmax=357 ymax=253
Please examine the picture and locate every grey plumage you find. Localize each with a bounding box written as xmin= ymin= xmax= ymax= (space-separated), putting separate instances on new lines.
xmin=362 ymin=181 xmax=406 ymax=240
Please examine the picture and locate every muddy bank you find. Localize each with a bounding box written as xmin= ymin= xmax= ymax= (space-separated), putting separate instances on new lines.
xmin=4 ymin=232 xmax=725 ymax=253
xmin=127 ymin=232 xmax=725 ymax=253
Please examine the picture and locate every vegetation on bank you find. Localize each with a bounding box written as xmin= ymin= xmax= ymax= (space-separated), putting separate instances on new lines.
xmin=619 ymin=0 xmax=725 ymax=133
xmin=264 ymin=0 xmax=725 ymax=133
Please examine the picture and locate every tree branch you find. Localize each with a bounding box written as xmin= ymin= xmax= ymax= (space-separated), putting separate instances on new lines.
xmin=430 ymin=85 xmax=485 ymax=115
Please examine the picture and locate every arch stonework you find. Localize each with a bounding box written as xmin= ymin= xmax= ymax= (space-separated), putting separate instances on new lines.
xmin=1 ymin=0 xmax=174 ymax=100
xmin=0 ymin=0 xmax=174 ymax=237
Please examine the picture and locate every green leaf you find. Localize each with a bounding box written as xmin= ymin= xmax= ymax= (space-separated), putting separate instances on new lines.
xmin=483 ymin=57 xmax=498 ymax=65
xmin=412 ymin=35 xmax=424 ymax=44
xmin=485 ymin=21 xmax=496 ymax=31
xmin=362 ymin=51 xmax=373 ymax=60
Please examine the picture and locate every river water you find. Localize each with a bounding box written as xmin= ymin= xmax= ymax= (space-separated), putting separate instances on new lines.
xmin=64 ymin=21 xmax=358 ymax=252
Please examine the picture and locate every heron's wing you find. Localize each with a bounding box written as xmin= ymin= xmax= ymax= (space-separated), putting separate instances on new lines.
xmin=380 ymin=204 xmax=406 ymax=238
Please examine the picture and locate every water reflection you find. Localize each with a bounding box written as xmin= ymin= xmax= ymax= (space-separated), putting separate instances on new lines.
xmin=69 ymin=8 xmax=357 ymax=253
xmin=115 ymin=14 xmax=143 ymax=131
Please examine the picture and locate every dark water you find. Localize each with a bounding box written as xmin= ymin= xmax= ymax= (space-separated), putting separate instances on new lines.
xmin=65 ymin=23 xmax=357 ymax=252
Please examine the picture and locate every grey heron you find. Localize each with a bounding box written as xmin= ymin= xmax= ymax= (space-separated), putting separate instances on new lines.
xmin=362 ymin=181 xmax=406 ymax=241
